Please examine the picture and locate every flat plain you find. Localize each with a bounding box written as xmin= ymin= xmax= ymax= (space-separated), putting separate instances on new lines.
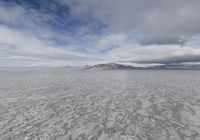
xmin=0 ymin=68 xmax=200 ymax=140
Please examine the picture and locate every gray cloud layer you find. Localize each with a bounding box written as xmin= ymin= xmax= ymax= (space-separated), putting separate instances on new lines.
xmin=61 ymin=0 xmax=200 ymax=45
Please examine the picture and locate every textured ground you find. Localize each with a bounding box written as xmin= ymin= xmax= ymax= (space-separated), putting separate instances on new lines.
xmin=0 ymin=68 xmax=200 ymax=140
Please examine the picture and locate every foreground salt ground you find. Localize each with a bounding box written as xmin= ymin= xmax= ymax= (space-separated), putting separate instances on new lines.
xmin=0 ymin=69 xmax=200 ymax=140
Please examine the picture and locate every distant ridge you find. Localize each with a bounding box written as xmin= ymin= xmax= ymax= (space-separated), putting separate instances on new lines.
xmin=85 ymin=63 xmax=200 ymax=70
xmin=85 ymin=63 xmax=141 ymax=70
xmin=148 ymin=64 xmax=200 ymax=70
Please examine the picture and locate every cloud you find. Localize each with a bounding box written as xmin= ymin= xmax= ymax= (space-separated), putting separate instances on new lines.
xmin=0 ymin=1 xmax=104 ymax=66
xmin=61 ymin=0 xmax=200 ymax=45
xmin=104 ymin=42 xmax=200 ymax=64
xmin=1 ymin=0 xmax=200 ymax=66
xmin=0 ymin=25 xmax=101 ymax=67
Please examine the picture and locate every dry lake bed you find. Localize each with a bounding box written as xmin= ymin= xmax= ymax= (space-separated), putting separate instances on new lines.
xmin=0 ymin=68 xmax=200 ymax=140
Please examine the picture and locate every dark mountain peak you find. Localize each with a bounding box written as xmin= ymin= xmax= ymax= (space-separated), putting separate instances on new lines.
xmin=85 ymin=63 xmax=140 ymax=70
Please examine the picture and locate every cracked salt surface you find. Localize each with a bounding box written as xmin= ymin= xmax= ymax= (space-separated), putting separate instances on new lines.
xmin=0 ymin=68 xmax=200 ymax=140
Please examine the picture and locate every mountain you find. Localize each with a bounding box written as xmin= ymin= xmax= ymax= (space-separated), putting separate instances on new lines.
xmin=85 ymin=63 xmax=200 ymax=70
xmin=85 ymin=63 xmax=141 ymax=70
xmin=148 ymin=64 xmax=200 ymax=70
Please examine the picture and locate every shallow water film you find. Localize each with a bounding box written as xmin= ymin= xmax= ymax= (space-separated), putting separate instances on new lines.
xmin=0 ymin=69 xmax=200 ymax=140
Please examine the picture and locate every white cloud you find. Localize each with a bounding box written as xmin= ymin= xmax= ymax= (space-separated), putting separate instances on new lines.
xmin=0 ymin=2 xmax=104 ymax=67
xmin=104 ymin=41 xmax=200 ymax=64
xmin=0 ymin=25 xmax=101 ymax=67
xmin=80 ymin=31 xmax=200 ymax=64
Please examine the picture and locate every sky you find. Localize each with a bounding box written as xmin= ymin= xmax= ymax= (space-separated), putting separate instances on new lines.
xmin=1 ymin=0 xmax=200 ymax=67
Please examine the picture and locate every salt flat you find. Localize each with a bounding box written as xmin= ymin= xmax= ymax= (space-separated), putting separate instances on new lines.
xmin=0 ymin=68 xmax=200 ymax=140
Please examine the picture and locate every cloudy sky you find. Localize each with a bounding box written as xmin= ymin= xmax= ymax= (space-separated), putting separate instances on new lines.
xmin=1 ymin=0 xmax=200 ymax=67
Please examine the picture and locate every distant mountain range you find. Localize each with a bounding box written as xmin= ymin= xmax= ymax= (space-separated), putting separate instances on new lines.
xmin=85 ymin=63 xmax=200 ymax=70
xmin=85 ymin=63 xmax=141 ymax=70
